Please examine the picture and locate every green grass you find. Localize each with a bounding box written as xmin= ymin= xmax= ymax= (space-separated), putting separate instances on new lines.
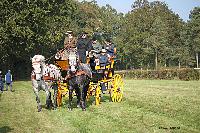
xmin=0 ymin=80 xmax=200 ymax=133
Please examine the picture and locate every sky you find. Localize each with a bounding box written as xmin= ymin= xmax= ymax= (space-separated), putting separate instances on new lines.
xmin=80 ymin=0 xmax=200 ymax=21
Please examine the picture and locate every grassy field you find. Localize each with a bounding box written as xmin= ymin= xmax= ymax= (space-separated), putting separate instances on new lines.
xmin=0 ymin=79 xmax=200 ymax=133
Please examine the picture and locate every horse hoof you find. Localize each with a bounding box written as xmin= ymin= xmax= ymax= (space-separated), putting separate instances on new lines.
xmin=53 ymin=107 xmax=57 ymax=110
xmin=68 ymin=108 xmax=72 ymax=111
xmin=37 ymin=106 xmax=42 ymax=112
xmin=82 ymin=108 xmax=86 ymax=111
xmin=77 ymin=104 xmax=80 ymax=108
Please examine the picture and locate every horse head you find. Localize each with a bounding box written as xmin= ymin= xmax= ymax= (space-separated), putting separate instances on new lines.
xmin=32 ymin=55 xmax=45 ymax=80
xmin=68 ymin=51 xmax=78 ymax=73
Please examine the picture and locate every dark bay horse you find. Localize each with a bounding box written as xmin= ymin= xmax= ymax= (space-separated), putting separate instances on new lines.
xmin=67 ymin=51 xmax=92 ymax=111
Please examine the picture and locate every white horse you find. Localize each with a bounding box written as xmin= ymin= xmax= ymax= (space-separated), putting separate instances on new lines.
xmin=31 ymin=55 xmax=61 ymax=112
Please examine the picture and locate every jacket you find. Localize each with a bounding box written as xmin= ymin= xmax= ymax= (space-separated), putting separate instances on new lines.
xmin=5 ymin=72 xmax=12 ymax=83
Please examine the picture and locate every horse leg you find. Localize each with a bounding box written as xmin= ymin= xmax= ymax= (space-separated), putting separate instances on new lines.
xmin=68 ymin=86 xmax=73 ymax=111
xmin=46 ymin=91 xmax=52 ymax=109
xmin=52 ymin=83 xmax=58 ymax=110
xmin=32 ymin=80 xmax=42 ymax=112
xmin=75 ymin=86 xmax=80 ymax=108
xmin=79 ymin=85 xmax=86 ymax=111
xmin=81 ymin=79 xmax=90 ymax=111
xmin=83 ymin=83 xmax=89 ymax=107
xmin=33 ymin=88 xmax=42 ymax=112
xmin=43 ymin=83 xmax=52 ymax=109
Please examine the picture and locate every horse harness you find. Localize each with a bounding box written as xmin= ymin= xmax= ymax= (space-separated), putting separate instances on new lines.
xmin=65 ymin=70 xmax=87 ymax=80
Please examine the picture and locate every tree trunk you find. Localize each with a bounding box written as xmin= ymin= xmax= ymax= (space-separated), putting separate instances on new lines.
xmin=164 ymin=59 xmax=167 ymax=68
xmin=196 ymin=52 xmax=199 ymax=68
xmin=155 ymin=50 xmax=158 ymax=70
xmin=178 ymin=59 xmax=181 ymax=69
xmin=147 ymin=62 xmax=150 ymax=71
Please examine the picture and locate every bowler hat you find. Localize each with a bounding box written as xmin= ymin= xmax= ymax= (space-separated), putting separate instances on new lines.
xmin=101 ymin=49 xmax=107 ymax=53
xmin=65 ymin=31 xmax=73 ymax=35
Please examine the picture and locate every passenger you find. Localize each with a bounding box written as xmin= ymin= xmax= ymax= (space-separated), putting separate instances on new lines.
xmin=88 ymin=37 xmax=102 ymax=58
xmin=64 ymin=30 xmax=77 ymax=49
xmin=98 ymin=49 xmax=110 ymax=66
xmin=87 ymin=37 xmax=102 ymax=69
xmin=104 ymin=38 xmax=116 ymax=57
xmin=76 ymin=31 xmax=90 ymax=63
xmin=56 ymin=31 xmax=77 ymax=60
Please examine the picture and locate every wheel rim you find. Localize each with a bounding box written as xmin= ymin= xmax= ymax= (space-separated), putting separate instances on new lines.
xmin=111 ymin=74 xmax=124 ymax=102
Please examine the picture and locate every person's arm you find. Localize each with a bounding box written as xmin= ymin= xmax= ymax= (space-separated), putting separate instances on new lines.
xmin=87 ymin=41 xmax=92 ymax=52
xmin=76 ymin=39 xmax=80 ymax=48
xmin=11 ymin=74 xmax=12 ymax=82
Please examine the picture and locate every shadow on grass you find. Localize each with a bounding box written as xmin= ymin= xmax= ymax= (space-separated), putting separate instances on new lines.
xmin=56 ymin=94 xmax=112 ymax=110
xmin=0 ymin=126 xmax=14 ymax=133
xmin=86 ymin=94 xmax=113 ymax=108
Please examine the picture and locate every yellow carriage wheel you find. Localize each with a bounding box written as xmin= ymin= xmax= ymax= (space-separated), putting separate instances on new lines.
xmin=95 ymin=85 xmax=101 ymax=105
xmin=111 ymin=74 xmax=124 ymax=102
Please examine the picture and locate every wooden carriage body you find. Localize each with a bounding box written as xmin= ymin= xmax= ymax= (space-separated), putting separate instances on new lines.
xmin=54 ymin=59 xmax=70 ymax=71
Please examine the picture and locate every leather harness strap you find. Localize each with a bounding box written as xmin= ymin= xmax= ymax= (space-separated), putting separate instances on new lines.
xmin=65 ymin=70 xmax=87 ymax=79
xmin=76 ymin=70 xmax=86 ymax=76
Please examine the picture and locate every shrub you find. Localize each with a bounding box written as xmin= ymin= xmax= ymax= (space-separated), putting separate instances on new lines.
xmin=115 ymin=68 xmax=200 ymax=81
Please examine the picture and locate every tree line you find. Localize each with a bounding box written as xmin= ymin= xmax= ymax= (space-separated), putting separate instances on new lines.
xmin=0 ymin=0 xmax=200 ymax=79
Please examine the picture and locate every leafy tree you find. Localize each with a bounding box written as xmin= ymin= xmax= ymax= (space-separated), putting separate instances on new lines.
xmin=187 ymin=7 xmax=200 ymax=68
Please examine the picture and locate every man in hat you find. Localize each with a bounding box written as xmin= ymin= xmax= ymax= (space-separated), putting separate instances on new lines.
xmin=87 ymin=37 xmax=102 ymax=69
xmin=76 ymin=32 xmax=90 ymax=63
xmin=64 ymin=31 xmax=77 ymax=48
xmin=98 ymin=49 xmax=110 ymax=66
xmin=88 ymin=37 xmax=102 ymax=57
xmin=5 ymin=70 xmax=13 ymax=91
xmin=59 ymin=31 xmax=77 ymax=60
xmin=103 ymin=38 xmax=116 ymax=57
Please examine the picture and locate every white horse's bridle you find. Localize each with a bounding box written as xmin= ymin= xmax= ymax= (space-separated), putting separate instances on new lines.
xmin=32 ymin=55 xmax=46 ymax=80
xmin=32 ymin=55 xmax=61 ymax=81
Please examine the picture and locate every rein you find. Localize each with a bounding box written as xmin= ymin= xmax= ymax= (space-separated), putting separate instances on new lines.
xmin=45 ymin=53 xmax=57 ymax=64
xmin=65 ymin=70 xmax=86 ymax=80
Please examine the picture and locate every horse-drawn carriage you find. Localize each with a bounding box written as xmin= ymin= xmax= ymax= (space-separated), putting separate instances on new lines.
xmin=54 ymin=48 xmax=124 ymax=107
xmin=31 ymin=46 xmax=124 ymax=111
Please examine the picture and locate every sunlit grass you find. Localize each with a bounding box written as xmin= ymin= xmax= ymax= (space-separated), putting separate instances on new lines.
xmin=0 ymin=80 xmax=200 ymax=133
